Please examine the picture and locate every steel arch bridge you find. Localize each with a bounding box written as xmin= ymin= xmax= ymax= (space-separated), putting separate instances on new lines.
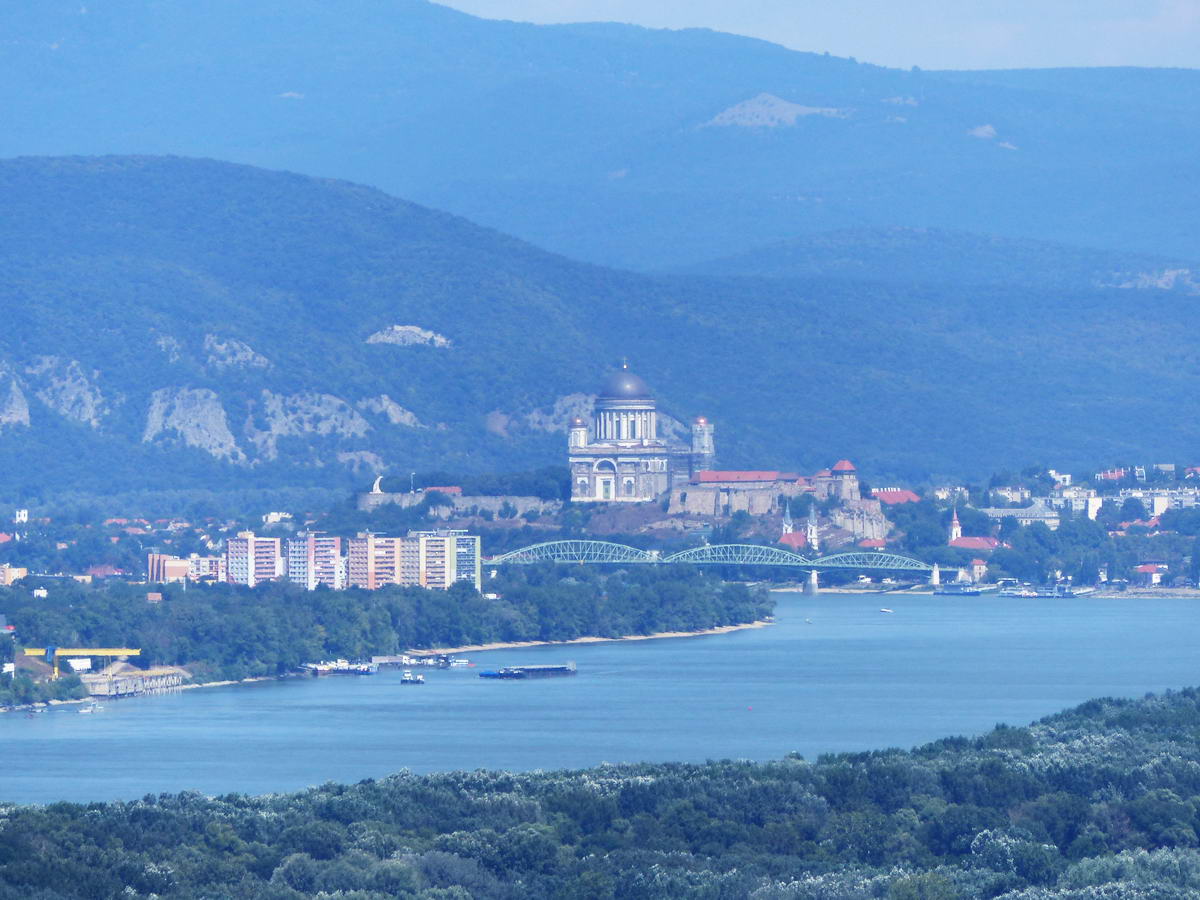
xmin=490 ymin=540 xmax=660 ymax=565
xmin=489 ymin=540 xmax=932 ymax=574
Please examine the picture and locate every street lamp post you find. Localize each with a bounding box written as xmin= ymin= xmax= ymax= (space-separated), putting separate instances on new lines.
xmin=410 ymin=472 xmax=416 ymax=494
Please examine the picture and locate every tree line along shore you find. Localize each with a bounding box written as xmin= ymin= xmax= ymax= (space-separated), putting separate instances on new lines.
xmin=0 ymin=565 xmax=771 ymax=707
xmin=3 ymin=687 xmax=1200 ymax=897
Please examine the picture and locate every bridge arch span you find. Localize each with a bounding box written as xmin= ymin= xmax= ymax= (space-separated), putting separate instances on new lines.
xmin=489 ymin=540 xmax=657 ymax=565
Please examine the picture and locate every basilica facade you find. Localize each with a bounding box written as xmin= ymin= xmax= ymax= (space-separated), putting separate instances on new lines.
xmin=568 ymin=365 xmax=715 ymax=502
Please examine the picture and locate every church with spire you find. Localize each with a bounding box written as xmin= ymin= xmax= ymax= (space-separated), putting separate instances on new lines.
xmin=568 ymin=363 xmax=715 ymax=502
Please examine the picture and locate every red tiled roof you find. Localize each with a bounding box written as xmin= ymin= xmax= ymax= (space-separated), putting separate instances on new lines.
xmin=950 ymin=536 xmax=1002 ymax=551
xmin=779 ymin=532 xmax=808 ymax=550
xmin=858 ymin=538 xmax=886 ymax=548
xmin=832 ymin=459 xmax=856 ymax=472
xmin=815 ymin=469 xmax=832 ymax=477
xmin=971 ymin=558 xmax=987 ymax=566
xmin=1134 ymin=563 xmax=1164 ymax=573
xmin=873 ymin=489 xmax=920 ymax=505
xmin=0 ymin=534 xmax=11 ymax=544
xmin=697 ymin=471 xmax=790 ymax=483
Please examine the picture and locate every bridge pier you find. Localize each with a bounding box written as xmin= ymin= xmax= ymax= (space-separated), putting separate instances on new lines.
xmin=930 ymin=563 xmax=941 ymax=587
xmin=804 ymin=569 xmax=819 ymax=595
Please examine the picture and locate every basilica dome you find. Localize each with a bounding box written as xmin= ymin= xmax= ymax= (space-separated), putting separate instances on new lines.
xmin=599 ymin=368 xmax=653 ymax=400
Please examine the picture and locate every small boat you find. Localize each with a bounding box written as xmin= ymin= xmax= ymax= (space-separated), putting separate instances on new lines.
xmin=480 ymin=662 xmax=577 ymax=679
xmin=400 ymin=671 xmax=425 ymax=685
xmin=879 ymin=608 xmax=894 ymax=614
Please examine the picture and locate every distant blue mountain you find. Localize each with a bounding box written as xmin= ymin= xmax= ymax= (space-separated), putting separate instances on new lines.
xmin=2 ymin=1 xmax=1197 ymax=268
xmin=678 ymin=227 xmax=1200 ymax=294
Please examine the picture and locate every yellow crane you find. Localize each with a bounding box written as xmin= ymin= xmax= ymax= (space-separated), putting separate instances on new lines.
xmin=23 ymin=647 xmax=140 ymax=679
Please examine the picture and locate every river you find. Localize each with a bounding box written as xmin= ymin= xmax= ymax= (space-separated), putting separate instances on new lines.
xmin=0 ymin=591 xmax=1196 ymax=804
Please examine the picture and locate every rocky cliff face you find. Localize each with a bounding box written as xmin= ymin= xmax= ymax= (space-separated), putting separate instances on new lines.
xmin=143 ymin=388 xmax=245 ymax=462
xmin=0 ymin=369 xmax=30 ymax=430
xmin=25 ymin=356 xmax=111 ymax=428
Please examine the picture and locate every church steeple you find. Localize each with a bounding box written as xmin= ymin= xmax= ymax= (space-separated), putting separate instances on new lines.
xmin=949 ymin=506 xmax=962 ymax=543
xmin=781 ymin=503 xmax=794 ymax=536
xmin=806 ymin=507 xmax=820 ymax=553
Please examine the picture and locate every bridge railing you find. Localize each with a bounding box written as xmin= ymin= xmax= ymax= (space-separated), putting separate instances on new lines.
xmin=489 ymin=539 xmax=932 ymax=574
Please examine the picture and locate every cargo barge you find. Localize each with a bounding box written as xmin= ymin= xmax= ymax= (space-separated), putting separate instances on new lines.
xmin=479 ymin=662 xmax=576 ymax=680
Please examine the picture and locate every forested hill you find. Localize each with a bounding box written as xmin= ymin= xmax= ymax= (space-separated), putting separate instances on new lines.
xmin=2 ymin=155 xmax=1200 ymax=500
xmin=1 ymin=1 xmax=1197 ymax=269
xmin=7 ymin=688 xmax=1200 ymax=896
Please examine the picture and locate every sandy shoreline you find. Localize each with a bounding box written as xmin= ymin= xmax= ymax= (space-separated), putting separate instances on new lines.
xmin=0 ymin=625 xmax=772 ymax=712
xmin=407 ymin=620 xmax=774 ymax=657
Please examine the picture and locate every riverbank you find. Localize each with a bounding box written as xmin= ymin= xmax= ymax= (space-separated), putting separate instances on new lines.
xmin=407 ymin=619 xmax=774 ymax=656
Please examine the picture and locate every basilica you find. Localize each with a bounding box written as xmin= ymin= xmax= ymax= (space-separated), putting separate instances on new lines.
xmin=568 ymin=364 xmax=715 ymax=502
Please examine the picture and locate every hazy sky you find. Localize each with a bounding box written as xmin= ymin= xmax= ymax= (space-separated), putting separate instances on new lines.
xmin=440 ymin=0 xmax=1200 ymax=70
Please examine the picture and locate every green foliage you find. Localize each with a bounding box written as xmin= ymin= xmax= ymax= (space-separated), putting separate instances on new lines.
xmin=0 ymin=568 xmax=771 ymax=682
xmin=1 ymin=157 xmax=1200 ymax=507
xmin=6 ymin=689 xmax=1200 ymax=896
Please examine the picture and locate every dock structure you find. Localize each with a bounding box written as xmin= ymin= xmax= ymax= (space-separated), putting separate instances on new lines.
xmin=80 ymin=662 xmax=187 ymax=697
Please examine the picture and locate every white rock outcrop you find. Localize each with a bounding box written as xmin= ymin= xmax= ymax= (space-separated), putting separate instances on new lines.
xmin=705 ymin=93 xmax=850 ymax=128
xmin=0 ymin=368 xmax=30 ymax=429
xmin=245 ymin=391 xmax=371 ymax=459
xmin=365 ymin=325 xmax=452 ymax=348
xmin=156 ymin=335 xmax=183 ymax=363
xmin=25 ymin=356 xmax=109 ymax=428
xmin=143 ymin=388 xmax=245 ymax=461
xmin=204 ymin=335 xmax=270 ymax=371
xmin=357 ymin=395 xmax=424 ymax=428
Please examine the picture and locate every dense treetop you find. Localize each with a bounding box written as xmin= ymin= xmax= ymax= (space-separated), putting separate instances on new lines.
xmin=5 ymin=682 xmax=1200 ymax=896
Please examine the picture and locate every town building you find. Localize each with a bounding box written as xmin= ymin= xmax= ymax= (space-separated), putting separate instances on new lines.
xmin=147 ymin=553 xmax=190 ymax=584
xmin=1048 ymin=484 xmax=1102 ymax=519
xmin=225 ymin=532 xmax=283 ymax=587
xmin=976 ymin=500 xmax=1061 ymax=530
xmin=346 ymin=532 xmax=406 ymax=590
xmin=813 ymin=461 xmax=862 ymax=502
xmin=569 ymin=364 xmax=714 ymax=502
xmin=990 ymin=486 xmax=1032 ymax=505
xmin=286 ymin=532 xmax=346 ymax=591
xmin=187 ymin=554 xmax=226 ymax=582
xmin=947 ymin=508 xmax=1005 ymax=552
xmin=412 ymin=530 xmax=482 ymax=591
xmin=0 ymin=563 xmax=27 ymax=586
xmin=872 ymin=488 xmax=921 ymax=506
xmin=346 ymin=530 xmax=481 ymax=591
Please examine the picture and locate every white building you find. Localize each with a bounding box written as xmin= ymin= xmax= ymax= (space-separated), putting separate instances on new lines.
xmin=226 ymin=532 xmax=283 ymax=587
xmin=286 ymin=532 xmax=346 ymax=590
xmin=568 ymin=364 xmax=714 ymax=502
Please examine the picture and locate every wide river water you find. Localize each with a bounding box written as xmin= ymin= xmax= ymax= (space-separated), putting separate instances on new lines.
xmin=1 ymin=591 xmax=1196 ymax=803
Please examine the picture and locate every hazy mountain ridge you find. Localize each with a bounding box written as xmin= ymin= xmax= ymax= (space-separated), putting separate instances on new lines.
xmin=1 ymin=156 xmax=1199 ymax=501
xmin=679 ymin=227 xmax=1200 ymax=294
xmin=2 ymin=1 xmax=1197 ymax=269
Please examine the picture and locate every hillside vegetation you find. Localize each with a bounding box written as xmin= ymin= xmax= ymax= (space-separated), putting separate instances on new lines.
xmin=6 ymin=688 xmax=1200 ymax=896
xmin=1 ymin=156 xmax=1199 ymax=499
xmin=1 ymin=567 xmax=769 ymax=686
xmin=0 ymin=1 xmax=1197 ymax=268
